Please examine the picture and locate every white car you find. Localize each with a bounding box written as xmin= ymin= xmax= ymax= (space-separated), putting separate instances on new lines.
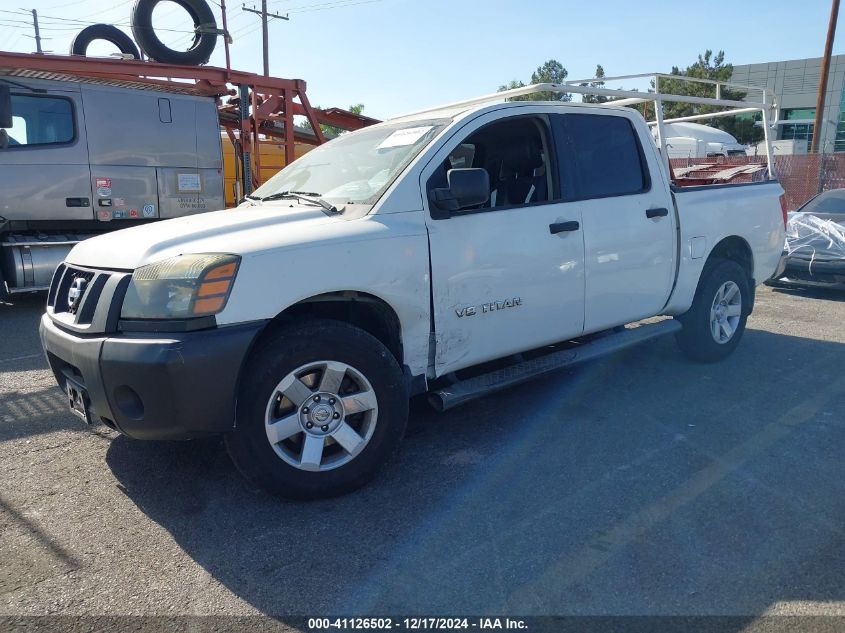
xmin=40 ymin=90 xmax=786 ymax=498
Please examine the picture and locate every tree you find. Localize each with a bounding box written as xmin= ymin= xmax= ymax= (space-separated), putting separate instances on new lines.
xmin=298 ymin=103 xmax=366 ymax=139
xmin=321 ymin=103 xmax=365 ymax=138
xmin=580 ymin=64 xmax=608 ymax=104
xmin=657 ymin=50 xmax=763 ymax=144
xmin=498 ymin=59 xmax=572 ymax=102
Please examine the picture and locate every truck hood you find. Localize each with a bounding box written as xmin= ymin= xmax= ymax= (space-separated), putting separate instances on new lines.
xmin=67 ymin=204 xmax=339 ymax=270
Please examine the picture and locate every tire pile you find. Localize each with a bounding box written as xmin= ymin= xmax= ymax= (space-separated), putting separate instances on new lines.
xmin=70 ymin=0 xmax=218 ymax=66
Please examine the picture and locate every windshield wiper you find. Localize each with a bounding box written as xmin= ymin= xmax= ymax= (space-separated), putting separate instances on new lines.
xmin=257 ymin=190 xmax=339 ymax=214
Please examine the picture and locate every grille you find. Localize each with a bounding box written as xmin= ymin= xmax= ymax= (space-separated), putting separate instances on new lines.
xmin=49 ymin=264 xmax=108 ymax=325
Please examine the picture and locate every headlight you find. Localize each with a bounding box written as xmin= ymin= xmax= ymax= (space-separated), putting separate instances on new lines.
xmin=121 ymin=253 xmax=240 ymax=320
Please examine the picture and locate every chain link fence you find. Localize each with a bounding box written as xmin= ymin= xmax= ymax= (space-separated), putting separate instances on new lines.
xmin=669 ymin=154 xmax=845 ymax=210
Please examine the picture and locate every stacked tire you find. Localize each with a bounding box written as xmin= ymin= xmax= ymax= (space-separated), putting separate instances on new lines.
xmin=70 ymin=0 xmax=217 ymax=66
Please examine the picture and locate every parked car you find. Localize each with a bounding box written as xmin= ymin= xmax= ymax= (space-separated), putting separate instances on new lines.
xmin=39 ymin=93 xmax=786 ymax=499
xmin=768 ymin=189 xmax=845 ymax=289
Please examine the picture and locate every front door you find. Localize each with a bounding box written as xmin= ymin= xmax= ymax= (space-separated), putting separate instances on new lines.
xmin=0 ymin=90 xmax=93 ymax=222
xmin=425 ymin=113 xmax=586 ymax=376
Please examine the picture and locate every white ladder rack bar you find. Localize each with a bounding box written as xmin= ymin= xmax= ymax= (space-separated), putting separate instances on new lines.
xmin=648 ymin=107 xmax=765 ymax=126
xmin=564 ymin=72 xmax=771 ymax=101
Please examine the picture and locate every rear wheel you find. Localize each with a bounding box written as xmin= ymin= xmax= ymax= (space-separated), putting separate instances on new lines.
xmin=225 ymin=319 xmax=408 ymax=499
xmin=675 ymin=259 xmax=750 ymax=362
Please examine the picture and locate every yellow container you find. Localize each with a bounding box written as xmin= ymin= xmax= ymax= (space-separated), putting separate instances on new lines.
xmin=221 ymin=135 xmax=312 ymax=206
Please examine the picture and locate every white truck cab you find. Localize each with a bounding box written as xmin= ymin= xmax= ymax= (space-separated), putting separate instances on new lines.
xmin=40 ymin=78 xmax=787 ymax=498
xmin=660 ymin=122 xmax=748 ymax=159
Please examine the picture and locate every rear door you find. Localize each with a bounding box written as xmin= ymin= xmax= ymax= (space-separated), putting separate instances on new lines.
xmin=424 ymin=111 xmax=586 ymax=376
xmin=0 ymin=90 xmax=93 ymax=221
xmin=554 ymin=111 xmax=676 ymax=332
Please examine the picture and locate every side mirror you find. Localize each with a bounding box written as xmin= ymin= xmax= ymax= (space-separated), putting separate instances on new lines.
xmin=0 ymin=85 xmax=11 ymax=129
xmin=429 ymin=168 xmax=490 ymax=219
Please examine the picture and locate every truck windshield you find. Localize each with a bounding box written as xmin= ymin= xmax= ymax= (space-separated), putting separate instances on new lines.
xmin=251 ymin=118 xmax=449 ymax=206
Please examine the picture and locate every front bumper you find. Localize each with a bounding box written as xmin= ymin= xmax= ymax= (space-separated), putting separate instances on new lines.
xmin=772 ymin=256 xmax=845 ymax=288
xmin=40 ymin=314 xmax=265 ymax=440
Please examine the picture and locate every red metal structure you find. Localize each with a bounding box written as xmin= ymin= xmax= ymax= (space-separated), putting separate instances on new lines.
xmin=0 ymin=51 xmax=379 ymax=196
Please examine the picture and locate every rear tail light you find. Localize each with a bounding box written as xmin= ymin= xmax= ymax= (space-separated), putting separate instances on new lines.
xmin=779 ymin=194 xmax=788 ymax=230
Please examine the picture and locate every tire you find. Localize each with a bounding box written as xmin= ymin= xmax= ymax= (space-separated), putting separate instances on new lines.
xmin=70 ymin=24 xmax=141 ymax=60
xmin=674 ymin=259 xmax=750 ymax=363
xmin=225 ymin=319 xmax=409 ymax=499
xmin=131 ymin=0 xmax=217 ymax=66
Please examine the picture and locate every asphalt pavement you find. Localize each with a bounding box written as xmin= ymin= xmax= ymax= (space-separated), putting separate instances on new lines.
xmin=1 ymin=286 xmax=844 ymax=623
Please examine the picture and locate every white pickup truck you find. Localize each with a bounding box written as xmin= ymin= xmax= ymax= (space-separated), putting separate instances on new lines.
xmin=39 ymin=82 xmax=786 ymax=498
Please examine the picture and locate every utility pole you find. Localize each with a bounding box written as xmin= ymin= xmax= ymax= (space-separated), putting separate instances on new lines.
xmin=30 ymin=9 xmax=43 ymax=54
xmin=811 ymin=0 xmax=840 ymax=153
xmin=221 ymin=0 xmax=232 ymax=72
xmin=242 ymin=1 xmax=289 ymax=76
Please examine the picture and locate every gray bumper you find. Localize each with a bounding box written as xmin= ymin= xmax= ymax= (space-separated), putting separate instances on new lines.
xmin=40 ymin=314 xmax=265 ymax=440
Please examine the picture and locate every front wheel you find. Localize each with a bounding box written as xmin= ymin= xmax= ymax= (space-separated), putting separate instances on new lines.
xmin=674 ymin=259 xmax=750 ymax=363
xmin=225 ymin=319 xmax=409 ymax=499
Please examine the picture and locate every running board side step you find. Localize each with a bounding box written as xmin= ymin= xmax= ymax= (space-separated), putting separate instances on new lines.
xmin=428 ymin=319 xmax=682 ymax=412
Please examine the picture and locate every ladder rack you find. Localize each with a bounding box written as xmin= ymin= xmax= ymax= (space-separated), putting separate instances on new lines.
xmin=395 ymin=72 xmax=778 ymax=182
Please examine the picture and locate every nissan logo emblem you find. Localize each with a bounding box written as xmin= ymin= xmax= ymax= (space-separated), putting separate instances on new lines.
xmin=67 ymin=277 xmax=87 ymax=313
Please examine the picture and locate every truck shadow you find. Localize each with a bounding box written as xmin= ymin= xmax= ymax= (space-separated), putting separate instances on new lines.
xmin=105 ymin=328 xmax=845 ymax=619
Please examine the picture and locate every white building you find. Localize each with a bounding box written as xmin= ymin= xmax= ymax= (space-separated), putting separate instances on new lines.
xmin=730 ymin=55 xmax=845 ymax=153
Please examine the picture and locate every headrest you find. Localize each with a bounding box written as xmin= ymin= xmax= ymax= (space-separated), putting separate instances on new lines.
xmin=501 ymin=137 xmax=544 ymax=174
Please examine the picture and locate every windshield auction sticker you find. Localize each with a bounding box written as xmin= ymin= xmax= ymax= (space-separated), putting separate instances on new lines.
xmin=377 ymin=126 xmax=434 ymax=149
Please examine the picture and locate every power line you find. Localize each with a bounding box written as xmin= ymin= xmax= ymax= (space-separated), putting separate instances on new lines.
xmin=269 ymin=0 xmax=382 ymax=12
xmin=4 ymin=11 xmax=200 ymax=35
xmin=41 ymin=0 xmax=94 ymax=10
xmin=291 ymin=0 xmax=383 ymax=13
xmin=0 ymin=17 xmax=33 ymax=25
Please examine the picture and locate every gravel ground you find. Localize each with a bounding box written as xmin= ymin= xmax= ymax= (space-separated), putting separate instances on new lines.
xmin=1 ymin=285 xmax=844 ymax=623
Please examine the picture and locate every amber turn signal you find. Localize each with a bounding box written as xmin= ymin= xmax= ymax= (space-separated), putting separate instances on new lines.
xmin=191 ymin=260 xmax=239 ymax=316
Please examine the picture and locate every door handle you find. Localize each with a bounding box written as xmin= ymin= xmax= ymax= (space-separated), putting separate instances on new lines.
xmin=549 ymin=220 xmax=580 ymax=234
xmin=65 ymin=197 xmax=91 ymax=207
xmin=646 ymin=207 xmax=669 ymax=218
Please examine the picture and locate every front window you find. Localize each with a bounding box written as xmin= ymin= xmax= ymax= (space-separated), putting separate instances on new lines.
xmin=5 ymin=94 xmax=75 ymax=147
xmin=252 ymin=118 xmax=449 ymax=206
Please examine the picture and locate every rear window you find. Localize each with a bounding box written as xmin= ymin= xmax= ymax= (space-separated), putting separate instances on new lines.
xmin=799 ymin=189 xmax=845 ymax=216
xmin=565 ymin=114 xmax=649 ymax=199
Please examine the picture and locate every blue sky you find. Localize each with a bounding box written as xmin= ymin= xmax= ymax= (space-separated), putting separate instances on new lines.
xmin=3 ymin=0 xmax=845 ymax=119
